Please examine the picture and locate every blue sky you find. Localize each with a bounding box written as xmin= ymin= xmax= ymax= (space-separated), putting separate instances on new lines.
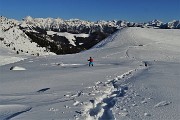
xmin=0 ymin=0 xmax=179 ymax=22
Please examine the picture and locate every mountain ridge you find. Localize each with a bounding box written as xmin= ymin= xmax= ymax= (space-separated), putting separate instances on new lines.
xmin=21 ymin=16 xmax=180 ymax=30
xmin=0 ymin=16 xmax=180 ymax=56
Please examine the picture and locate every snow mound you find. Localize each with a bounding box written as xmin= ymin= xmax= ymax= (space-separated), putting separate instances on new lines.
xmin=10 ymin=66 xmax=26 ymax=70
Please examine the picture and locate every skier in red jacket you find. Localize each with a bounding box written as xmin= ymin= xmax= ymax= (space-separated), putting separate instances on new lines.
xmin=88 ymin=57 xmax=94 ymax=66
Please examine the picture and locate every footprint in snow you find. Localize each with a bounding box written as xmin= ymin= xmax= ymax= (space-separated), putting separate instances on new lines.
xmin=73 ymin=101 xmax=80 ymax=106
xmin=132 ymin=103 xmax=138 ymax=107
xmin=70 ymin=91 xmax=83 ymax=97
xmin=141 ymin=100 xmax=147 ymax=104
xmin=64 ymin=105 xmax=71 ymax=109
xmin=49 ymin=107 xmax=59 ymax=112
xmin=118 ymin=112 xmax=129 ymax=116
xmin=144 ymin=112 xmax=151 ymax=117
xmin=64 ymin=94 xmax=70 ymax=97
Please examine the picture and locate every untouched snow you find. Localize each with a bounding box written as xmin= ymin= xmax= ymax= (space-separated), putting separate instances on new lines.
xmin=0 ymin=55 xmax=25 ymax=66
xmin=0 ymin=27 xmax=180 ymax=120
xmin=0 ymin=48 xmax=26 ymax=66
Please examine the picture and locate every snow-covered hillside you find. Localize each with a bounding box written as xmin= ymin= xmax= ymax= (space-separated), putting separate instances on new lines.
xmin=47 ymin=31 xmax=89 ymax=46
xmin=0 ymin=27 xmax=180 ymax=120
xmin=1 ymin=16 xmax=117 ymax=55
xmin=0 ymin=16 xmax=55 ymax=57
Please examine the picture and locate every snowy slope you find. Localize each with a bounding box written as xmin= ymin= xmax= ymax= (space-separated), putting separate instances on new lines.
xmin=0 ymin=27 xmax=180 ymax=120
xmin=47 ymin=31 xmax=89 ymax=46
xmin=0 ymin=16 xmax=55 ymax=57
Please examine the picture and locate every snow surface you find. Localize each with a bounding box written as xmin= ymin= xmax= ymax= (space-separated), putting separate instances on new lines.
xmin=0 ymin=27 xmax=180 ymax=120
xmin=47 ymin=31 xmax=89 ymax=46
xmin=0 ymin=47 xmax=26 ymax=66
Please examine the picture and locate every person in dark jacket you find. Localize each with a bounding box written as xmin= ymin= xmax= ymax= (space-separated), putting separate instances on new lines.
xmin=88 ymin=57 xmax=94 ymax=66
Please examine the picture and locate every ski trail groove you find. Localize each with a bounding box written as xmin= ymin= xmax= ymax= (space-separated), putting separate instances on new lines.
xmin=6 ymin=107 xmax=32 ymax=120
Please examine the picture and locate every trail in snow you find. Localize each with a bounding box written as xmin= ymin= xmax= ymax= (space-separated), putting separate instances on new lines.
xmin=82 ymin=65 xmax=147 ymax=120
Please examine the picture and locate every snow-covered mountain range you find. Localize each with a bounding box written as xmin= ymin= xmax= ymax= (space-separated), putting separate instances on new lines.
xmin=20 ymin=16 xmax=180 ymax=31
xmin=1 ymin=16 xmax=180 ymax=56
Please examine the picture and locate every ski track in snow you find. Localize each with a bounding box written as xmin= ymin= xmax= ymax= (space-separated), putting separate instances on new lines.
xmin=0 ymin=105 xmax=31 ymax=120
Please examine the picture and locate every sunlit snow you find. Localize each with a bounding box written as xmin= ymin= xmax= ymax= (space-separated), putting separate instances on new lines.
xmin=0 ymin=27 xmax=180 ymax=120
